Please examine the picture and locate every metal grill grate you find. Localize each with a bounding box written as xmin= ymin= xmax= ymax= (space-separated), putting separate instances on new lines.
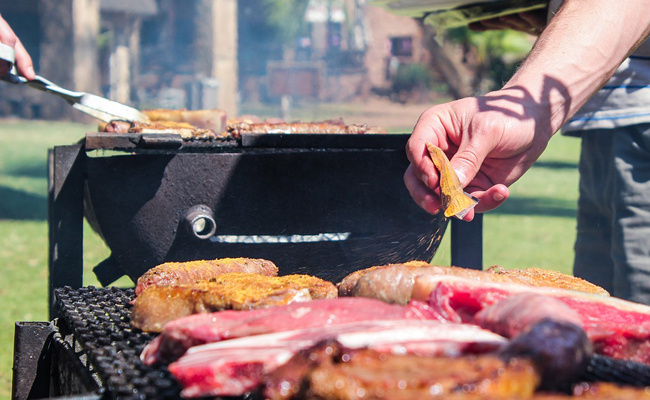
xmin=53 ymin=286 xmax=650 ymax=399
xmin=54 ymin=286 xmax=181 ymax=399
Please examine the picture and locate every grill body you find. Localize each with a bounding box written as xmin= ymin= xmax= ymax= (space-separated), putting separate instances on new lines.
xmin=76 ymin=133 xmax=448 ymax=285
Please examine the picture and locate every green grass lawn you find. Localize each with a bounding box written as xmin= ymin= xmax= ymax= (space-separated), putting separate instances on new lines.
xmin=0 ymin=118 xmax=581 ymax=398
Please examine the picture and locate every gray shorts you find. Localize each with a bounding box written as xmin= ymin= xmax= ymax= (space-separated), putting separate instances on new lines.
xmin=574 ymin=123 xmax=650 ymax=304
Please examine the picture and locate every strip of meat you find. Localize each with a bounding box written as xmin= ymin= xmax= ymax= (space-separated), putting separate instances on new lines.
xmin=338 ymin=262 xmax=608 ymax=304
xmin=128 ymin=120 xmax=217 ymax=139
xmin=143 ymin=108 xmax=227 ymax=132
xmin=475 ymin=293 xmax=584 ymax=338
xmin=131 ymin=273 xmax=337 ymax=332
xmin=168 ymin=320 xmax=507 ymax=398
xmin=265 ymin=342 xmax=537 ymax=400
xmin=134 ymin=257 xmax=278 ymax=296
xmin=413 ymin=275 xmax=650 ymax=364
xmin=225 ymin=121 xmax=387 ymax=138
xmin=140 ymin=297 xmax=439 ymax=365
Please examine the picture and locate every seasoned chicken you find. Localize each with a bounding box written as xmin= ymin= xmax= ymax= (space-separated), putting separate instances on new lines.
xmin=134 ymin=257 xmax=278 ymax=296
xmin=131 ymin=273 xmax=337 ymax=332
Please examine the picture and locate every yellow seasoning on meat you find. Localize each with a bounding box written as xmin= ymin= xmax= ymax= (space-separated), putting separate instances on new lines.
xmin=426 ymin=142 xmax=479 ymax=219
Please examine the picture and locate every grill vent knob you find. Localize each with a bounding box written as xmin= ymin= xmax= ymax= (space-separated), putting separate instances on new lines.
xmin=185 ymin=205 xmax=217 ymax=239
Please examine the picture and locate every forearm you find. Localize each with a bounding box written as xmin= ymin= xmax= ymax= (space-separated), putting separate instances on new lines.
xmin=504 ymin=0 xmax=650 ymax=134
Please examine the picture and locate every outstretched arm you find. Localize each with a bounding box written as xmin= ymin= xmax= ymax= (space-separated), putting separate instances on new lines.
xmin=406 ymin=0 xmax=650 ymax=219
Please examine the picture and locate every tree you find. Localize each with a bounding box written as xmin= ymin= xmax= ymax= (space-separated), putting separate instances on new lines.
xmin=423 ymin=23 xmax=534 ymax=99
xmin=262 ymin=0 xmax=310 ymax=45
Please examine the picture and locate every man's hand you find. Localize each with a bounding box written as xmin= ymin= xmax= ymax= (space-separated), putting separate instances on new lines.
xmin=405 ymin=89 xmax=555 ymax=220
xmin=406 ymin=0 xmax=650 ymax=220
xmin=0 ymin=14 xmax=34 ymax=80
xmin=469 ymin=10 xmax=548 ymax=36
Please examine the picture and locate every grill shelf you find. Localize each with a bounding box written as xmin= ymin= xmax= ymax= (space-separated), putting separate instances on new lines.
xmin=55 ymin=286 xmax=181 ymax=399
xmin=51 ymin=286 xmax=650 ymax=399
xmin=582 ymin=354 xmax=650 ymax=387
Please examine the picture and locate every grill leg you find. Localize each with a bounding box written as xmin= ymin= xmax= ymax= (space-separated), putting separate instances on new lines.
xmin=48 ymin=144 xmax=86 ymax=319
xmin=12 ymin=322 xmax=55 ymax=400
xmin=450 ymin=214 xmax=483 ymax=270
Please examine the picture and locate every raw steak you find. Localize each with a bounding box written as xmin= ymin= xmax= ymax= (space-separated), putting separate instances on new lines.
xmin=140 ymin=297 xmax=438 ymax=365
xmin=414 ymin=275 xmax=650 ymax=364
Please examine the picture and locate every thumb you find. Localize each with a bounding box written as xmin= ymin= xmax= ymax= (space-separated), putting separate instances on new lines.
xmin=449 ymin=141 xmax=488 ymax=187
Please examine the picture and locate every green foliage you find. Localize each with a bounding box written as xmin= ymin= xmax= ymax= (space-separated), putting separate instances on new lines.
xmin=262 ymin=0 xmax=310 ymax=44
xmin=392 ymin=63 xmax=433 ymax=92
xmin=444 ymin=26 xmax=534 ymax=91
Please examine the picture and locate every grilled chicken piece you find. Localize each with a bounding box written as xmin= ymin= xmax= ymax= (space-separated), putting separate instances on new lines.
xmin=134 ymin=257 xmax=278 ymax=296
xmin=102 ymin=119 xmax=218 ymax=138
xmin=131 ymin=273 xmax=337 ymax=332
xmin=265 ymin=341 xmax=539 ymax=400
xmin=486 ymin=266 xmax=610 ymax=296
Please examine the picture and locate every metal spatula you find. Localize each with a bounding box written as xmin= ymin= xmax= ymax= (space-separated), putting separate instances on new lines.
xmin=0 ymin=42 xmax=149 ymax=123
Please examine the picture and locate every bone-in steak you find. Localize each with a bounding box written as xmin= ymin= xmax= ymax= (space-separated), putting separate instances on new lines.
xmin=140 ymin=297 xmax=439 ymax=365
xmin=168 ymin=320 xmax=506 ymax=398
xmin=264 ymin=341 xmax=538 ymax=400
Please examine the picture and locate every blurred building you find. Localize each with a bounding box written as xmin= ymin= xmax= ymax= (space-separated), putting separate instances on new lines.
xmin=0 ymin=0 xmax=237 ymax=120
xmin=0 ymin=0 xmax=426 ymax=121
xmin=239 ymin=0 xmax=429 ymax=103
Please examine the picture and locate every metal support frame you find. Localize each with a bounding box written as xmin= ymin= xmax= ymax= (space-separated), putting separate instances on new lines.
xmin=12 ymin=321 xmax=102 ymax=400
xmin=451 ymin=214 xmax=483 ymax=270
xmin=12 ymin=322 xmax=56 ymax=400
xmin=48 ymin=143 xmax=86 ymax=319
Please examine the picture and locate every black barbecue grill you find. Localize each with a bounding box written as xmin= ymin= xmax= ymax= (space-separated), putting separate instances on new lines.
xmin=12 ymin=129 xmax=650 ymax=398
xmin=17 ymin=131 xmax=484 ymax=399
